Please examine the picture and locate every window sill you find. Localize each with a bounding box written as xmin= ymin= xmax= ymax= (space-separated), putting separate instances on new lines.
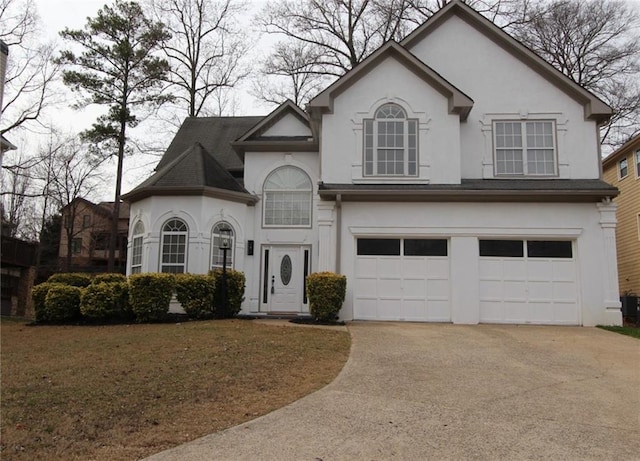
xmin=352 ymin=177 xmax=429 ymax=184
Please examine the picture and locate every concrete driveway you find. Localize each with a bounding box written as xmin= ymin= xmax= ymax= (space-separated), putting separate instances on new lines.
xmin=147 ymin=322 xmax=640 ymax=460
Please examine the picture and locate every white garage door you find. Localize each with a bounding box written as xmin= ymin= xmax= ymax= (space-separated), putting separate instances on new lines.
xmin=479 ymin=239 xmax=579 ymax=325
xmin=354 ymin=238 xmax=450 ymax=321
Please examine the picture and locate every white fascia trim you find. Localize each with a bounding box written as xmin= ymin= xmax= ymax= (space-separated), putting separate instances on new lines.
xmin=348 ymin=226 xmax=583 ymax=238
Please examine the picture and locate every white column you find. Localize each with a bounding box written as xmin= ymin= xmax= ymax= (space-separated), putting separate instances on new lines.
xmin=317 ymin=201 xmax=336 ymax=272
xmin=597 ymin=200 xmax=621 ymax=310
xmin=450 ymin=236 xmax=480 ymax=324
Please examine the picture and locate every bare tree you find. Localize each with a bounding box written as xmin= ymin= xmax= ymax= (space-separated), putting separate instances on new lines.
xmin=45 ymin=139 xmax=102 ymax=270
xmin=252 ymin=41 xmax=329 ymax=106
xmin=0 ymin=0 xmax=60 ymax=137
xmin=149 ymin=0 xmax=249 ymax=117
xmin=405 ymin=0 xmax=533 ymax=28
xmin=259 ymin=0 xmax=415 ymax=78
xmin=510 ymin=0 xmax=640 ymax=150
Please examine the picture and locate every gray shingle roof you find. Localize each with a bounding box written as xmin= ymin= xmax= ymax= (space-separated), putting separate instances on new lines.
xmin=132 ymin=142 xmax=249 ymax=194
xmin=319 ymin=179 xmax=618 ymax=202
xmin=156 ymin=116 xmax=264 ymax=172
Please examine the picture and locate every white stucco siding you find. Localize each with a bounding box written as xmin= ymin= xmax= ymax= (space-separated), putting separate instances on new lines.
xmin=407 ymin=15 xmax=601 ymax=180
xmin=241 ymin=150 xmax=321 ymax=312
xmin=320 ymin=56 xmax=462 ymax=185
xmin=127 ymin=195 xmax=251 ymax=276
xmin=262 ymin=113 xmax=312 ymax=137
xmin=337 ymin=201 xmax=620 ymax=326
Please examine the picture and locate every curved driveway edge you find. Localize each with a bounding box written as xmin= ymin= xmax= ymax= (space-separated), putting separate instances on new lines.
xmin=145 ymin=323 xmax=640 ymax=460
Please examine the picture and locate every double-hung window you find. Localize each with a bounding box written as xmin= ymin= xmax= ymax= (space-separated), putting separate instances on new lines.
xmin=364 ymin=103 xmax=417 ymax=176
xmin=619 ymin=157 xmax=628 ymax=179
xmin=130 ymin=221 xmax=144 ymax=274
xmin=494 ymin=121 xmax=556 ymax=176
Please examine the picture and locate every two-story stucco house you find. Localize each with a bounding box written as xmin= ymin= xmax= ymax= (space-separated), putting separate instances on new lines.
xmin=123 ymin=0 xmax=622 ymax=326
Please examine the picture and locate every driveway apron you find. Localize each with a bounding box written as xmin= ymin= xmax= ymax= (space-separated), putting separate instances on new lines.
xmin=146 ymin=322 xmax=640 ymax=460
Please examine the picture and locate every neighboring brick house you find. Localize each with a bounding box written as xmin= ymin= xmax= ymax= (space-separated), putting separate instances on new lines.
xmin=59 ymin=198 xmax=130 ymax=273
xmin=603 ymin=134 xmax=640 ymax=296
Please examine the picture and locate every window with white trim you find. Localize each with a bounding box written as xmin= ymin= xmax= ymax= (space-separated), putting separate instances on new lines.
xmin=160 ymin=219 xmax=188 ymax=273
xmin=364 ymin=103 xmax=418 ymax=176
xmin=494 ymin=121 xmax=556 ymax=175
xmin=619 ymin=157 xmax=628 ymax=178
xmin=635 ymin=150 xmax=640 ymax=178
xmin=263 ymin=166 xmax=312 ymax=227
xmin=211 ymin=222 xmax=234 ymax=270
xmin=130 ymin=221 xmax=144 ymax=274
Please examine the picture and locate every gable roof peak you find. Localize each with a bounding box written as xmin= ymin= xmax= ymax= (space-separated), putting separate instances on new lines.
xmin=400 ymin=0 xmax=612 ymax=123
xmin=307 ymin=39 xmax=473 ymax=121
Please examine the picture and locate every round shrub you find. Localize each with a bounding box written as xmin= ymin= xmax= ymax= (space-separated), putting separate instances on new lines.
xmin=32 ymin=282 xmax=65 ymax=323
xmin=81 ymin=281 xmax=131 ymax=322
xmin=210 ymin=269 xmax=245 ymax=318
xmin=44 ymin=285 xmax=83 ymax=323
xmin=47 ymin=272 xmax=93 ymax=287
xmin=129 ymin=273 xmax=175 ymax=322
xmin=175 ymin=274 xmax=216 ymax=319
xmin=306 ymin=272 xmax=347 ymax=322
xmin=92 ymin=273 xmax=127 ymax=284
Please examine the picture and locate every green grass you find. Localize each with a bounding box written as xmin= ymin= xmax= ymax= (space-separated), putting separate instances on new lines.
xmin=597 ymin=325 xmax=640 ymax=339
xmin=1 ymin=318 xmax=350 ymax=461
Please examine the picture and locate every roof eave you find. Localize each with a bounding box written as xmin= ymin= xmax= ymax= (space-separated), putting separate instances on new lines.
xmin=122 ymin=186 xmax=258 ymax=205
xmin=318 ymin=188 xmax=619 ymax=203
xmin=232 ymin=140 xmax=319 ymax=157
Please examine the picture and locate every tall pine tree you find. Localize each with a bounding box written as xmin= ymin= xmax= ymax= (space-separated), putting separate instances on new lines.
xmin=58 ymin=0 xmax=170 ymax=271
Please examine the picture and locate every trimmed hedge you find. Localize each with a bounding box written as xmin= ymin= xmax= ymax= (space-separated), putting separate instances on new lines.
xmin=32 ymin=282 xmax=65 ymax=322
xmin=128 ymin=273 xmax=175 ymax=322
xmin=210 ymin=269 xmax=245 ymax=318
xmin=47 ymin=272 xmax=93 ymax=287
xmin=81 ymin=281 xmax=131 ymax=322
xmin=175 ymin=274 xmax=216 ymax=319
xmin=43 ymin=285 xmax=83 ymax=323
xmin=306 ymin=272 xmax=346 ymax=322
xmin=92 ymin=273 xmax=127 ymax=284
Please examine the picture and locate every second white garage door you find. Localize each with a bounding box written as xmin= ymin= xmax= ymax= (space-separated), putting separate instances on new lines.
xmin=354 ymin=238 xmax=450 ymax=321
xmin=479 ymin=239 xmax=579 ymax=325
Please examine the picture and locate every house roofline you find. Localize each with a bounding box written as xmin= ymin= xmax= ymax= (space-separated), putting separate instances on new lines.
xmin=122 ymin=186 xmax=258 ymax=205
xmin=307 ymin=40 xmax=474 ymax=122
xmin=602 ymin=134 xmax=640 ymax=168
xmin=400 ymin=0 xmax=612 ymax=124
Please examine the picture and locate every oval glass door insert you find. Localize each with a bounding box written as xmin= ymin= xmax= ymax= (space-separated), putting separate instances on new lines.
xmin=280 ymin=255 xmax=292 ymax=285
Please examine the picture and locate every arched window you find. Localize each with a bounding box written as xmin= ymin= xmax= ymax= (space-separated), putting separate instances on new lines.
xmin=263 ymin=166 xmax=312 ymax=227
xmin=364 ymin=103 xmax=418 ymax=176
xmin=130 ymin=220 xmax=145 ymax=274
xmin=160 ymin=219 xmax=188 ymax=273
xmin=211 ymin=222 xmax=235 ymax=270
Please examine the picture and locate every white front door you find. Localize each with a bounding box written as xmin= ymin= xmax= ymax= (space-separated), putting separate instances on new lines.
xmin=262 ymin=245 xmax=310 ymax=313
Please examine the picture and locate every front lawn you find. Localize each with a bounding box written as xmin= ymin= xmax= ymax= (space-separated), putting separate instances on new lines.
xmin=1 ymin=318 xmax=350 ymax=461
xmin=597 ymin=324 xmax=640 ymax=339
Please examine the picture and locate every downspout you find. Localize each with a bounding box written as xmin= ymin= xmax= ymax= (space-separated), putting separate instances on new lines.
xmin=336 ymin=194 xmax=342 ymax=273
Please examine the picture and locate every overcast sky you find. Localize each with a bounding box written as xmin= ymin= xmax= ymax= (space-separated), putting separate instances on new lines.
xmin=29 ymin=0 xmax=271 ymax=200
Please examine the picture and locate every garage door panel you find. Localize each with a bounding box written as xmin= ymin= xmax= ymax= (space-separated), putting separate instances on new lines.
xmin=426 ymin=258 xmax=449 ymax=278
xmin=480 ymin=301 xmax=504 ymax=322
xmin=528 ymin=280 xmax=552 ymax=300
xmin=355 ymin=257 xmax=378 ymax=277
xmin=377 ymin=300 xmax=400 ymax=319
xmin=378 ymin=258 xmax=402 ymax=277
xmin=355 ymin=278 xmax=379 ymax=297
xmin=553 ymin=282 xmax=577 ymax=302
xmin=402 ymin=258 xmax=426 ymax=275
xmin=404 ymin=279 xmax=426 ymax=298
xmin=427 ymin=279 xmax=449 ymax=299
